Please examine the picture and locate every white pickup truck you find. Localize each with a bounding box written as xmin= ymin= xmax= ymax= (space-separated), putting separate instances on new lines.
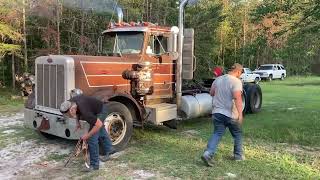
xmin=254 ymin=64 xmax=286 ymax=81
xmin=240 ymin=68 xmax=261 ymax=84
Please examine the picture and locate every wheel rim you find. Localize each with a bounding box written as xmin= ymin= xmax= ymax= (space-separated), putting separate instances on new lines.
xmin=104 ymin=112 xmax=127 ymax=146
xmin=242 ymin=93 xmax=246 ymax=111
xmin=252 ymin=91 xmax=261 ymax=109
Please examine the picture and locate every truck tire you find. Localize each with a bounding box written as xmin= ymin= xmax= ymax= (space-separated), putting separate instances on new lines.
xmin=241 ymin=89 xmax=247 ymax=115
xmin=281 ymin=74 xmax=285 ymax=80
xmin=102 ymin=101 xmax=133 ymax=152
xmin=268 ymin=74 xmax=273 ymax=82
xmin=244 ymin=83 xmax=262 ymax=113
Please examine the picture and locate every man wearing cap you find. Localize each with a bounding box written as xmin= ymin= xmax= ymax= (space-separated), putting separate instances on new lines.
xmin=201 ymin=63 xmax=244 ymax=167
xmin=60 ymin=95 xmax=112 ymax=171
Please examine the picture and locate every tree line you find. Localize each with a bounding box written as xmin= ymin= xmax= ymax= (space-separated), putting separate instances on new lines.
xmin=1 ymin=0 xmax=320 ymax=87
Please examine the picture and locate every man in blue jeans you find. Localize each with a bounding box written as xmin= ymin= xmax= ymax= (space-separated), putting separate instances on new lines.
xmin=60 ymin=95 xmax=112 ymax=171
xmin=201 ymin=63 xmax=244 ymax=167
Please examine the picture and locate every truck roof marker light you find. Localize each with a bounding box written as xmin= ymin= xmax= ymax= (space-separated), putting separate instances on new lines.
xmin=130 ymin=21 xmax=136 ymax=26
xmin=108 ymin=22 xmax=115 ymax=29
xmin=123 ymin=22 xmax=130 ymax=26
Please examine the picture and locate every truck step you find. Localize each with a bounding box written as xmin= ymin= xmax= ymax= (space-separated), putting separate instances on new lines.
xmin=145 ymin=103 xmax=177 ymax=125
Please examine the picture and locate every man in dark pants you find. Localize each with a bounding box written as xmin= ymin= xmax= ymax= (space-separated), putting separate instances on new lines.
xmin=60 ymin=95 xmax=112 ymax=171
xmin=201 ymin=63 xmax=244 ymax=167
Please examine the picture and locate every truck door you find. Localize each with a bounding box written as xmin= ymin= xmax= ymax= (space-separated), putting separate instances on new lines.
xmin=146 ymin=33 xmax=174 ymax=98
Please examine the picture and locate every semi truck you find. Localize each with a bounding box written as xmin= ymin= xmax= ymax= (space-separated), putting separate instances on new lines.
xmin=24 ymin=0 xmax=262 ymax=151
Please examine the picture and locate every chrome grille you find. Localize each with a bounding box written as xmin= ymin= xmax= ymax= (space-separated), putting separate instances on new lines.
xmin=37 ymin=64 xmax=65 ymax=109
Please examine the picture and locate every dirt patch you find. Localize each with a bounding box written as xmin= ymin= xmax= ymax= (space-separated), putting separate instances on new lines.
xmin=0 ymin=112 xmax=24 ymax=127
xmin=0 ymin=112 xmax=172 ymax=179
xmin=0 ymin=140 xmax=71 ymax=180
xmin=181 ymin=130 xmax=200 ymax=138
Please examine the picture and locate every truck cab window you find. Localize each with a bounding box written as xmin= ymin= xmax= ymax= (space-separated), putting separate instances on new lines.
xmin=148 ymin=35 xmax=168 ymax=55
xmin=115 ymin=32 xmax=144 ymax=54
xmin=102 ymin=32 xmax=144 ymax=55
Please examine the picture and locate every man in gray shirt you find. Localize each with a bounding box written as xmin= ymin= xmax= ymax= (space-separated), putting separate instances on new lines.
xmin=201 ymin=63 xmax=244 ymax=167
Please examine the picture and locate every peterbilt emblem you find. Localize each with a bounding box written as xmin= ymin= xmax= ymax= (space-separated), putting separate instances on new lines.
xmin=47 ymin=58 xmax=53 ymax=63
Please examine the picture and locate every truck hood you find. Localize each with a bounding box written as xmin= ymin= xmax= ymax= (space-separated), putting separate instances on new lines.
xmin=68 ymin=55 xmax=140 ymax=95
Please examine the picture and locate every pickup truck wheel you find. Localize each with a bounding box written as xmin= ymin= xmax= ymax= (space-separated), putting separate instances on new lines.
xmin=102 ymin=101 xmax=133 ymax=152
xmin=268 ymin=75 xmax=273 ymax=82
xmin=281 ymin=74 xmax=285 ymax=80
xmin=244 ymin=83 xmax=262 ymax=113
xmin=254 ymin=77 xmax=260 ymax=84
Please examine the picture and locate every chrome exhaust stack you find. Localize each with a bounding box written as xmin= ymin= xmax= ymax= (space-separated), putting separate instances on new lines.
xmin=116 ymin=7 xmax=123 ymax=24
xmin=176 ymin=0 xmax=199 ymax=111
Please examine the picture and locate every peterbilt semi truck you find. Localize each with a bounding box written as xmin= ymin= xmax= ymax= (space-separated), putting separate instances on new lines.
xmin=24 ymin=1 xmax=262 ymax=151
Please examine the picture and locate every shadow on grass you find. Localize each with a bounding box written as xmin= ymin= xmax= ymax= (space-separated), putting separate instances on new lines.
xmin=285 ymin=81 xmax=320 ymax=86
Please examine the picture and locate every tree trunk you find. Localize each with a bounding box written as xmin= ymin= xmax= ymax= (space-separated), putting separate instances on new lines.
xmin=234 ymin=38 xmax=237 ymax=63
xmin=242 ymin=6 xmax=247 ymax=65
xmin=56 ymin=0 xmax=61 ymax=54
xmin=80 ymin=0 xmax=84 ymax=54
xmin=12 ymin=53 xmax=15 ymax=89
xmin=23 ymin=0 xmax=28 ymax=72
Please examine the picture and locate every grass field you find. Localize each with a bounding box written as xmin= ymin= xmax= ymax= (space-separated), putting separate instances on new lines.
xmin=0 ymin=88 xmax=24 ymax=113
xmin=1 ymin=77 xmax=319 ymax=179
xmin=119 ymin=76 xmax=320 ymax=179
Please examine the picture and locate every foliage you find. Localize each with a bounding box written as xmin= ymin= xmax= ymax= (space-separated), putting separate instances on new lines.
xmin=0 ymin=0 xmax=320 ymax=85
xmin=0 ymin=0 xmax=22 ymax=57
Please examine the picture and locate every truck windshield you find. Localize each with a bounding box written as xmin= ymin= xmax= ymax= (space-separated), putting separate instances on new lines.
xmin=245 ymin=68 xmax=252 ymax=74
xmin=258 ymin=66 xmax=273 ymax=70
xmin=113 ymin=32 xmax=144 ymax=54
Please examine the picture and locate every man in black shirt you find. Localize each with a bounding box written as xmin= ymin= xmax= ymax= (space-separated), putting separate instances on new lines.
xmin=60 ymin=95 xmax=112 ymax=171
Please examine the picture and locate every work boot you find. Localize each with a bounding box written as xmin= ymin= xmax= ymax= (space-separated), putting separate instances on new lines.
xmin=82 ymin=166 xmax=99 ymax=172
xmin=201 ymin=154 xmax=214 ymax=167
xmin=99 ymin=155 xmax=110 ymax=162
xmin=234 ymin=155 xmax=245 ymax=161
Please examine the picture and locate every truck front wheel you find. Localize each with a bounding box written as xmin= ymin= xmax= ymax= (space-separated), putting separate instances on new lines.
xmin=102 ymin=101 xmax=133 ymax=152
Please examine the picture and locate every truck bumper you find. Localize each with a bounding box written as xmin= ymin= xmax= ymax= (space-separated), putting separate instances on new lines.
xmin=24 ymin=108 xmax=89 ymax=140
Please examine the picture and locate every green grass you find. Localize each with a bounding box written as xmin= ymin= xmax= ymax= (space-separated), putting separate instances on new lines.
xmin=1 ymin=77 xmax=320 ymax=179
xmin=0 ymin=87 xmax=24 ymax=113
xmin=118 ymin=76 xmax=320 ymax=179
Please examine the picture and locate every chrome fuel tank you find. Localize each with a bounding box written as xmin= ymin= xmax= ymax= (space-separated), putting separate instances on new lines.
xmin=181 ymin=93 xmax=212 ymax=119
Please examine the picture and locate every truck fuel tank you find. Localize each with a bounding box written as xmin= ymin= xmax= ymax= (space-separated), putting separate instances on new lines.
xmin=181 ymin=93 xmax=212 ymax=119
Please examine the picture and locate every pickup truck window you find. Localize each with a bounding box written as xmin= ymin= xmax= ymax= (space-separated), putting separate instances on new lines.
xmin=277 ymin=66 xmax=281 ymax=70
xmin=258 ymin=65 xmax=273 ymax=70
xmin=246 ymin=68 xmax=253 ymax=74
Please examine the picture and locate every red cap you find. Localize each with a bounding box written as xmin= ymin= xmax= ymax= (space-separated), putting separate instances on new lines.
xmin=213 ymin=67 xmax=223 ymax=77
